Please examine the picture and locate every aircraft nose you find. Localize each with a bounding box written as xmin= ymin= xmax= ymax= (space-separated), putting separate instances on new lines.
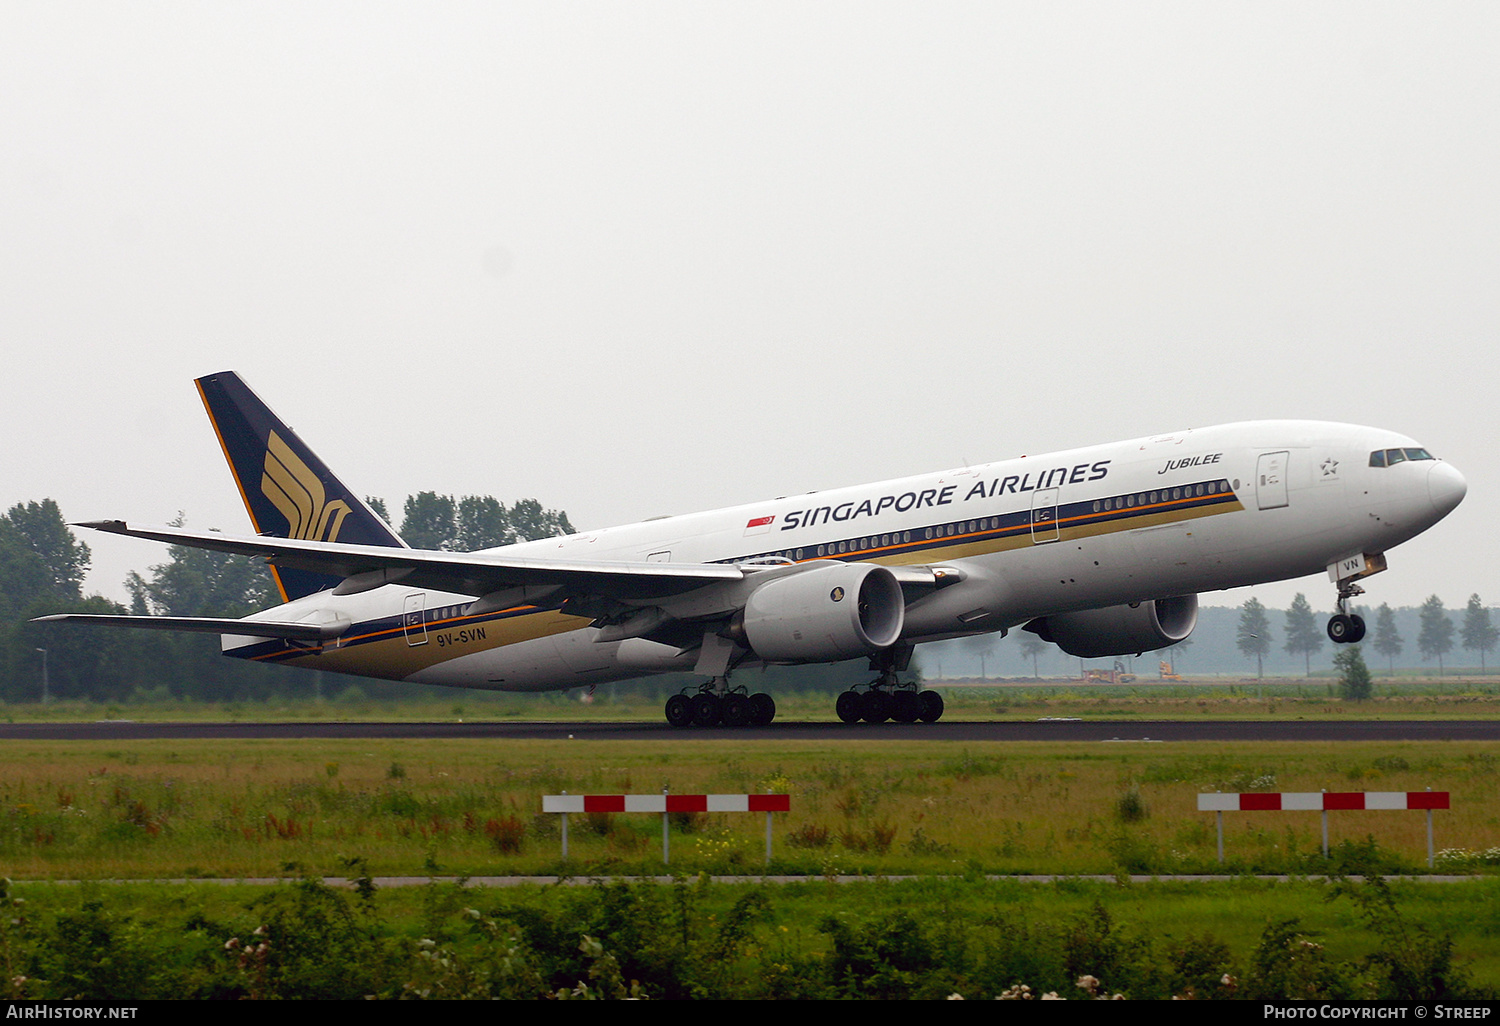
xmin=1428 ymin=461 xmax=1467 ymax=518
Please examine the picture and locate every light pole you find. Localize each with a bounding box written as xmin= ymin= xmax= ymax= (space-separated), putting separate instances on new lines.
xmin=35 ymin=648 xmax=48 ymax=704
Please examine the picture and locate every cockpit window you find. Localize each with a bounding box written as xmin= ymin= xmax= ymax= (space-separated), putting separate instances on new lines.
xmin=1370 ymin=447 xmax=1436 ymax=467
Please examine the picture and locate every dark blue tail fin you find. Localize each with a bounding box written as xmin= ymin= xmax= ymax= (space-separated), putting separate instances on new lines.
xmin=196 ymin=371 xmax=405 ymax=601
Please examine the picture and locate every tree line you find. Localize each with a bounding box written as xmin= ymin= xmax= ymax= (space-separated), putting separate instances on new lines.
xmin=1 ymin=494 xmax=573 ymax=703
xmin=1235 ymin=593 xmax=1498 ymax=679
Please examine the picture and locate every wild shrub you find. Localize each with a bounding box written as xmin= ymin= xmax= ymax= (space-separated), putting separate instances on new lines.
xmin=838 ymin=822 xmax=897 ymax=854
xmin=1105 ymin=832 xmax=1161 ymax=874
xmin=1115 ymin=787 xmax=1148 ymax=823
xmin=492 ymin=881 xmax=694 ymax=998
xmin=1062 ymin=901 xmax=1157 ymax=997
xmin=1163 ymin=932 xmax=1238 ymax=999
xmin=484 ymin=814 xmax=525 ymax=854
xmin=820 ymin=910 xmax=938 ymax=999
xmin=1338 ymin=877 xmax=1484 ymax=1000
xmin=1311 ymin=835 xmax=1418 ymax=877
xmin=1244 ymin=918 xmax=1359 ymax=1000
xmin=906 ymin=827 xmax=956 ymax=857
xmin=241 ymin=876 xmax=401 ymax=999
xmin=786 ymin=822 xmax=831 ymax=849
xmin=25 ymin=895 xmax=215 ymax=1000
xmin=973 ymin=915 xmax=1070 ymax=997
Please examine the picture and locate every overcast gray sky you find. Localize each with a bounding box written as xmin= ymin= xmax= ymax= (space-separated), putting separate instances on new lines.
xmin=3 ymin=2 xmax=1495 ymax=614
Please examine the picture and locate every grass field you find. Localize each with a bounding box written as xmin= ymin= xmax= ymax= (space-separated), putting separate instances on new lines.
xmin=4 ymin=700 xmax=1500 ymax=998
xmin=3 ymin=735 xmax=1496 ymax=879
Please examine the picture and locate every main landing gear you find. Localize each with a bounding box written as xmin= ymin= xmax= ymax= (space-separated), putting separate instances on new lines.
xmin=1327 ymin=579 xmax=1367 ymax=644
xmin=840 ymin=645 xmax=942 ymax=726
xmin=664 ymin=682 xmax=776 ymax=729
xmin=834 ymin=644 xmax=943 ymax=724
xmin=834 ymin=683 xmax=944 ymax=724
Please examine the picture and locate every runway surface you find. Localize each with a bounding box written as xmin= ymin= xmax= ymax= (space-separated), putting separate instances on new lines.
xmin=3 ymin=719 xmax=1499 ymax=742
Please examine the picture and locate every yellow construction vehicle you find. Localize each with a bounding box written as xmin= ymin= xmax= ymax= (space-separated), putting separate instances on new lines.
xmin=1082 ymin=659 xmax=1137 ymax=684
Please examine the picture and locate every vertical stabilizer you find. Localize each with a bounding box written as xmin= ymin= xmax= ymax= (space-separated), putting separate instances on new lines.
xmin=195 ymin=371 xmax=406 ymax=601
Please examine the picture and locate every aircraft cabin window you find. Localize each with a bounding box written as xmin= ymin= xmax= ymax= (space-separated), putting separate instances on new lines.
xmin=1386 ymin=448 xmax=1407 ymax=465
xmin=1369 ymin=451 xmax=1387 ymax=467
xmin=1405 ymin=448 xmax=1434 ymax=461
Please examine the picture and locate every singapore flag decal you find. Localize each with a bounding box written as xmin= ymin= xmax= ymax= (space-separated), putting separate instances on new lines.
xmin=743 ymin=515 xmax=775 ymax=537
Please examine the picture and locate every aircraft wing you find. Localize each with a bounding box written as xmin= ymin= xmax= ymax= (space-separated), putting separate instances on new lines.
xmin=31 ymin=614 xmax=337 ymax=640
xmin=74 ymin=520 xmax=746 ymax=602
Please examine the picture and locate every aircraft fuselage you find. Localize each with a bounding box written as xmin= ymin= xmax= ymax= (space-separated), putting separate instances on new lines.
xmin=228 ymin=420 xmax=1464 ymax=692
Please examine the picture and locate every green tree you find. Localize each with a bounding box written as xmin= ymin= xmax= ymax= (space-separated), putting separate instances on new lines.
xmin=508 ymin=498 xmax=575 ymax=541
xmin=401 ymin=492 xmax=458 ymax=549
xmin=455 ymin=495 xmax=511 ymax=550
xmin=1283 ymin=594 xmax=1324 ymax=676
xmin=1333 ymin=644 xmax=1373 ymax=701
xmin=398 ymin=493 xmax=574 ymax=549
xmin=3 ymin=500 xmax=90 ymax=600
xmin=1237 ymin=598 xmax=1272 ymax=679
xmin=1018 ymin=635 xmax=1048 ymax=680
xmin=1460 ymin=595 xmax=1498 ymax=673
xmin=1372 ymin=604 xmax=1403 ymax=674
xmin=1418 ymin=596 xmax=1454 ymax=676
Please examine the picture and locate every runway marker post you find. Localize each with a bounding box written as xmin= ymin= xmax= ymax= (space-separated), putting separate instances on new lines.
xmin=1198 ymin=789 xmax=1450 ymax=866
xmin=543 ymin=789 xmax=791 ymax=864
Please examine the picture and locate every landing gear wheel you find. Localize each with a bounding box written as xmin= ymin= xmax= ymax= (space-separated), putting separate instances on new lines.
xmin=691 ymin=693 xmax=721 ymax=727
xmin=917 ymin=690 xmax=945 ymax=723
xmin=861 ymin=690 xmax=892 ymax=724
xmin=748 ymin=692 xmax=776 ymax=727
xmin=890 ymin=690 xmax=922 ymax=724
xmin=1346 ymin=614 xmax=1366 ymax=643
xmin=721 ymin=693 xmax=750 ymax=728
xmin=1328 ymin=614 xmax=1357 ymax=644
xmin=835 ymin=690 xmax=862 ymax=724
xmin=665 ymin=694 xmax=693 ymax=728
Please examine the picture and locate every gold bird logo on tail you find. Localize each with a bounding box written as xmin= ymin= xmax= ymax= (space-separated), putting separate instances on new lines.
xmin=261 ymin=430 xmax=351 ymax=541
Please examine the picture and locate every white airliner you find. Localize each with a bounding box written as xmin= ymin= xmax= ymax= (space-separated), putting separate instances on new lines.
xmin=38 ymin=372 xmax=1466 ymax=727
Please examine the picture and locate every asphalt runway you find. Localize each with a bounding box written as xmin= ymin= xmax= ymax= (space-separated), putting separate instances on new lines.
xmin=2 ymin=719 xmax=1499 ymax=742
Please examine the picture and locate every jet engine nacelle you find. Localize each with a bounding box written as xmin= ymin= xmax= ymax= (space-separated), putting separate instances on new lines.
xmin=742 ymin=562 xmax=905 ymax=663
xmin=1027 ymin=595 xmax=1198 ymax=659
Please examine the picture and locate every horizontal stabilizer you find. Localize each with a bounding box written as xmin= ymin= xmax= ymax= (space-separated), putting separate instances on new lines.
xmin=31 ymin=614 xmax=341 ymax=640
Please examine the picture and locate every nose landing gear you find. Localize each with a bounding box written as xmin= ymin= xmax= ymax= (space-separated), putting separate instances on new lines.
xmin=1328 ymin=579 xmax=1367 ymax=644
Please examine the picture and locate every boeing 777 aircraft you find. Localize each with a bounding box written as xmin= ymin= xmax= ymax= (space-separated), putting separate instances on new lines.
xmin=38 ymin=372 xmax=1466 ymax=727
